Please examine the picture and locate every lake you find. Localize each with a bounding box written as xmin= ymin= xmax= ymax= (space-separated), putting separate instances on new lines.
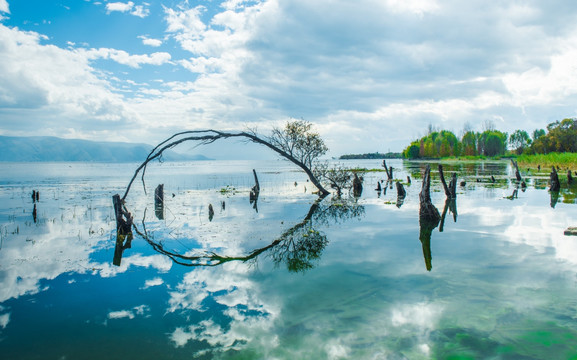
xmin=1 ymin=159 xmax=577 ymax=359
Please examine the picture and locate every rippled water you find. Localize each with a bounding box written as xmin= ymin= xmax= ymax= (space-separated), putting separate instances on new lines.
xmin=1 ymin=159 xmax=577 ymax=359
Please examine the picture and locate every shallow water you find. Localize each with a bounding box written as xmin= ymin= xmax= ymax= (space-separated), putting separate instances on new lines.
xmin=1 ymin=159 xmax=577 ymax=359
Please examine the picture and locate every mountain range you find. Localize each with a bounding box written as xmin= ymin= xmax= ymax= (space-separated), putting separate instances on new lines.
xmin=0 ymin=136 xmax=211 ymax=162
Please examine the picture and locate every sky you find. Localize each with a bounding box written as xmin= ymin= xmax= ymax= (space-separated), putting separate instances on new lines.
xmin=1 ymin=0 xmax=577 ymax=158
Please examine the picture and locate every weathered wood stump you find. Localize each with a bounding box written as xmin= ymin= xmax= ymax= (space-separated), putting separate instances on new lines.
xmin=438 ymin=165 xmax=457 ymax=199
xmin=353 ymin=173 xmax=363 ymax=197
xmin=250 ymin=169 xmax=260 ymax=202
xmin=407 ymin=176 xmax=411 ymax=184
xmin=112 ymin=193 xmax=134 ymax=266
xmin=112 ymin=194 xmax=133 ymax=237
xmin=396 ymin=181 xmax=406 ymax=198
xmin=568 ymin=170 xmax=573 ymax=185
xmin=382 ymin=160 xmax=393 ymax=180
xmin=550 ymin=166 xmax=560 ymax=192
xmin=511 ymin=159 xmax=522 ymax=181
xmin=419 ymin=164 xmax=441 ymax=222
xmin=375 ymin=181 xmax=382 ymax=192
xmin=154 ymin=184 xmax=164 ymax=220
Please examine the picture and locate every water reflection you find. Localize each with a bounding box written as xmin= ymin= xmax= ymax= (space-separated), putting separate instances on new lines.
xmin=125 ymin=196 xmax=364 ymax=273
xmin=4 ymin=161 xmax=577 ymax=359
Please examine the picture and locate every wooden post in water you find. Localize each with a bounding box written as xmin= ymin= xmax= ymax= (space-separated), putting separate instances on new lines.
xmin=550 ymin=166 xmax=560 ymax=192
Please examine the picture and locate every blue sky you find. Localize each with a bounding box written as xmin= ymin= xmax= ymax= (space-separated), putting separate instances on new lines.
xmin=1 ymin=0 xmax=577 ymax=158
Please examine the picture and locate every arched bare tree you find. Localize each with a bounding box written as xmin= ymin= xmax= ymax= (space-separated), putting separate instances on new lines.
xmin=120 ymin=121 xmax=331 ymax=203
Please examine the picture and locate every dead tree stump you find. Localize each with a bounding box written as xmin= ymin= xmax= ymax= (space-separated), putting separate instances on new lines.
xmin=550 ymin=166 xmax=560 ymax=192
xmin=112 ymin=194 xmax=133 ymax=237
xmin=419 ymin=164 xmax=441 ymax=222
xmin=396 ymin=181 xmax=406 ymax=198
xmin=154 ymin=184 xmax=164 ymax=220
xmin=568 ymin=170 xmax=574 ymax=185
xmin=353 ymin=173 xmax=363 ymax=197
xmin=250 ymin=169 xmax=260 ymax=202
xmin=382 ymin=160 xmax=393 ymax=180
xmin=511 ymin=159 xmax=522 ymax=181
xmin=438 ymin=164 xmax=457 ymax=199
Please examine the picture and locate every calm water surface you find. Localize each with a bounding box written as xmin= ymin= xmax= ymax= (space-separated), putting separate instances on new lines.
xmin=1 ymin=159 xmax=577 ymax=359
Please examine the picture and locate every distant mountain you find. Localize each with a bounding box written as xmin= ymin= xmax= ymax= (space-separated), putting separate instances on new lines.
xmin=0 ymin=136 xmax=212 ymax=162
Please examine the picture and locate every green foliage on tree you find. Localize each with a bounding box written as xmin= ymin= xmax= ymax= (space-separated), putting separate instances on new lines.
xmin=530 ymin=118 xmax=577 ymax=154
xmin=403 ymin=127 xmax=510 ymax=159
xmin=461 ymin=131 xmax=477 ymax=156
xmin=477 ymin=130 xmax=508 ymax=157
xmin=402 ymin=118 xmax=577 ymax=159
xmin=509 ymin=129 xmax=531 ymax=155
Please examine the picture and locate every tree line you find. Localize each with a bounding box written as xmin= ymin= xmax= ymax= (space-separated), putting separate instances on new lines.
xmin=402 ymin=118 xmax=577 ymax=159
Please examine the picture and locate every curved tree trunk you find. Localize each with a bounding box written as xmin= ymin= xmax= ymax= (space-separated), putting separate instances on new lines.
xmin=120 ymin=130 xmax=330 ymax=202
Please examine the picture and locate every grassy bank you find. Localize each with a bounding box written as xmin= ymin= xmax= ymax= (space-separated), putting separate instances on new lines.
xmin=516 ymin=152 xmax=577 ymax=169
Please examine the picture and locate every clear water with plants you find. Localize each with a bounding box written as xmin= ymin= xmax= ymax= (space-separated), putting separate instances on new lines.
xmin=1 ymin=159 xmax=577 ymax=359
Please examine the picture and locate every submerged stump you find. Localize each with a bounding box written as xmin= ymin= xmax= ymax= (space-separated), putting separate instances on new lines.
xmin=353 ymin=173 xmax=363 ymax=197
xmin=550 ymin=166 xmax=560 ymax=192
xmin=419 ymin=164 xmax=441 ymax=223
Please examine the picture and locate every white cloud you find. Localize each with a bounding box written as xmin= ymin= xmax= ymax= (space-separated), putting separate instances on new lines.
xmin=106 ymin=1 xmax=149 ymax=18
xmin=3 ymin=1 xmax=577 ymax=153
xmin=107 ymin=310 xmax=135 ymax=319
xmin=107 ymin=305 xmax=150 ymax=320
xmin=80 ymin=48 xmax=171 ymax=68
xmin=142 ymin=277 xmax=164 ymax=289
xmin=0 ymin=0 xmax=9 ymax=14
xmin=139 ymin=35 xmax=163 ymax=47
xmin=0 ymin=313 xmax=10 ymax=329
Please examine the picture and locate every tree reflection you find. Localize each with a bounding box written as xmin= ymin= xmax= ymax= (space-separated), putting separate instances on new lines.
xmin=117 ymin=196 xmax=364 ymax=273
xmin=419 ymin=216 xmax=439 ymax=272
xmin=439 ymin=198 xmax=457 ymax=232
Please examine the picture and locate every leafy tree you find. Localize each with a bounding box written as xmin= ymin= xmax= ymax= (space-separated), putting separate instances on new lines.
xmin=509 ymin=129 xmax=531 ymax=155
xmin=461 ymin=131 xmax=477 ymax=156
xmin=403 ymin=142 xmax=420 ymax=159
xmin=532 ymin=129 xmax=546 ymax=141
xmin=403 ymin=130 xmax=460 ymax=158
xmin=530 ymin=118 xmax=577 ymax=154
xmin=478 ymin=130 xmax=507 ymax=156
xmin=546 ymin=118 xmax=577 ymax=152
xmin=270 ymin=120 xmax=328 ymax=170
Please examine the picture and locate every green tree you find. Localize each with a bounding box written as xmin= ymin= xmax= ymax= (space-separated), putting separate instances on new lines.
xmin=509 ymin=129 xmax=531 ymax=155
xmin=403 ymin=141 xmax=421 ymax=159
xmin=461 ymin=131 xmax=477 ymax=156
xmin=532 ymin=129 xmax=546 ymax=141
xmin=478 ymin=130 xmax=507 ymax=157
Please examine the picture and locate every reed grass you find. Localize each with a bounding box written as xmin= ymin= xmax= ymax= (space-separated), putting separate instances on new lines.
xmin=517 ymin=152 xmax=577 ymax=169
